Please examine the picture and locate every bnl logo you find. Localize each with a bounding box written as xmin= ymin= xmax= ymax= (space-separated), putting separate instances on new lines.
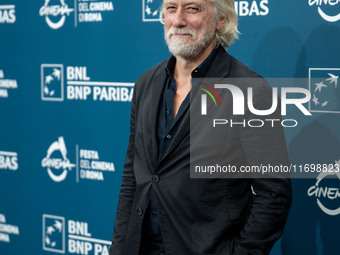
xmin=42 ymin=214 xmax=65 ymax=253
xmin=41 ymin=64 xmax=64 ymax=101
xmin=309 ymin=68 xmax=340 ymax=114
xmin=143 ymin=0 xmax=162 ymax=22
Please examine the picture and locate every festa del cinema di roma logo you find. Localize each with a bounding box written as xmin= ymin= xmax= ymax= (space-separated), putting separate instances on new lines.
xmin=307 ymin=160 xmax=340 ymax=216
xmin=39 ymin=0 xmax=74 ymax=29
xmin=308 ymin=0 xmax=340 ymax=22
xmin=41 ymin=136 xmax=116 ymax=183
xmin=41 ymin=136 xmax=76 ymax=182
xmin=40 ymin=0 xmax=114 ymax=29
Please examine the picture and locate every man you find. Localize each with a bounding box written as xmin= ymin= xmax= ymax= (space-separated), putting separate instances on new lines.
xmin=110 ymin=0 xmax=292 ymax=254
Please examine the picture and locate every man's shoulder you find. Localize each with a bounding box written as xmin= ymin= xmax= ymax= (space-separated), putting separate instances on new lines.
xmin=135 ymin=58 xmax=169 ymax=86
xmin=208 ymin=46 xmax=263 ymax=80
xmin=225 ymin=53 xmax=273 ymax=95
xmin=228 ymin=54 xmax=262 ymax=79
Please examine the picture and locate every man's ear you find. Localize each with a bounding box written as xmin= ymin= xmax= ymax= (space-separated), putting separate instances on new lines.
xmin=216 ymin=16 xmax=226 ymax=31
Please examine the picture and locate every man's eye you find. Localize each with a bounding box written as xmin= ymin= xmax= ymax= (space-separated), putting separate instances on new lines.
xmin=166 ymin=6 xmax=177 ymax=12
xmin=187 ymin=7 xmax=200 ymax=13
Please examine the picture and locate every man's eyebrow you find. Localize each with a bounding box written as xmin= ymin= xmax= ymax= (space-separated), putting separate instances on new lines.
xmin=165 ymin=1 xmax=203 ymax=6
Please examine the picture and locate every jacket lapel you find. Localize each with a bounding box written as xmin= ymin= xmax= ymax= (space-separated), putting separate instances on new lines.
xmin=204 ymin=46 xmax=231 ymax=78
xmin=147 ymin=61 xmax=169 ymax=170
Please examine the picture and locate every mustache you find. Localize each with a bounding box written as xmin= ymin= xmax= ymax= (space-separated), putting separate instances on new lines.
xmin=166 ymin=27 xmax=196 ymax=39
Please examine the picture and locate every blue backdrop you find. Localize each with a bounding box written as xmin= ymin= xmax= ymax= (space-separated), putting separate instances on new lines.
xmin=1 ymin=1 xmax=340 ymax=254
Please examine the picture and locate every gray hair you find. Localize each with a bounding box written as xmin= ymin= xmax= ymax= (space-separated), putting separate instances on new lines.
xmin=159 ymin=0 xmax=239 ymax=48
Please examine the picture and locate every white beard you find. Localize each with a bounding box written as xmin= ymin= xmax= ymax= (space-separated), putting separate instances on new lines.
xmin=165 ymin=24 xmax=216 ymax=61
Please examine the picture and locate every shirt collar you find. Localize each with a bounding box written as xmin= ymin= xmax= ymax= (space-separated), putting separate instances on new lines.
xmin=165 ymin=55 xmax=176 ymax=77
xmin=165 ymin=46 xmax=219 ymax=78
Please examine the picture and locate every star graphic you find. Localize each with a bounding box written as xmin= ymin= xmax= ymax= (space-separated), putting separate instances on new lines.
xmin=52 ymin=68 xmax=61 ymax=80
xmin=54 ymin=220 xmax=62 ymax=232
xmin=44 ymin=86 xmax=49 ymax=95
xmin=45 ymin=75 xmax=54 ymax=84
xmin=321 ymin=101 xmax=328 ymax=107
xmin=153 ymin=10 xmax=158 ymax=16
xmin=326 ymin=73 xmax=338 ymax=88
xmin=312 ymin=94 xmax=319 ymax=106
xmin=45 ymin=236 xmax=50 ymax=245
xmin=314 ymin=82 xmax=327 ymax=93
xmin=46 ymin=226 xmax=55 ymax=235
xmin=146 ymin=5 xmax=152 ymax=15
xmin=147 ymin=0 xmax=153 ymax=3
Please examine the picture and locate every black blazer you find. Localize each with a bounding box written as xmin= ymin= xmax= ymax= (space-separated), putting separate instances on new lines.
xmin=110 ymin=46 xmax=292 ymax=255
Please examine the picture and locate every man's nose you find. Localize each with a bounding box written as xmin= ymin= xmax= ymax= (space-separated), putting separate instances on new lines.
xmin=172 ymin=8 xmax=187 ymax=27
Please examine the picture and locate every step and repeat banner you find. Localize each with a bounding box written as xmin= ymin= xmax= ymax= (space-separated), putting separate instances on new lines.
xmin=1 ymin=1 xmax=340 ymax=255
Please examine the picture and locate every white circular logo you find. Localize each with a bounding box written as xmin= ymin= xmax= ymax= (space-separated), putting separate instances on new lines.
xmin=41 ymin=137 xmax=75 ymax=182
xmin=309 ymin=0 xmax=340 ymax=22
xmin=39 ymin=0 xmax=74 ymax=29
xmin=307 ymin=162 xmax=340 ymax=216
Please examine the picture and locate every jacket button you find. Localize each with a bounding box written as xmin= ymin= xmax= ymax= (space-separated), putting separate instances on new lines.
xmin=136 ymin=207 xmax=143 ymax=216
xmin=152 ymin=175 xmax=160 ymax=183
